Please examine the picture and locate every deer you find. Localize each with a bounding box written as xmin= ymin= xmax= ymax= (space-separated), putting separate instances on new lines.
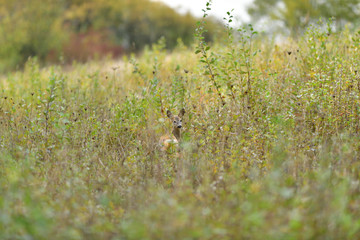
xmin=159 ymin=108 xmax=185 ymax=152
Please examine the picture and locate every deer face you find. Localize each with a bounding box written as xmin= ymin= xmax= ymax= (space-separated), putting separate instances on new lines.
xmin=167 ymin=108 xmax=185 ymax=129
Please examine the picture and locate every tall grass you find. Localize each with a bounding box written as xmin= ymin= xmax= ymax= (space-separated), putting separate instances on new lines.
xmin=0 ymin=16 xmax=360 ymax=239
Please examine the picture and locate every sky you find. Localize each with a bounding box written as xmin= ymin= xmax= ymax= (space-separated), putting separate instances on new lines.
xmin=152 ymin=0 xmax=253 ymax=23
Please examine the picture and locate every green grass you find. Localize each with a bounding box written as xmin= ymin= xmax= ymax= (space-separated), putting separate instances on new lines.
xmin=0 ymin=22 xmax=360 ymax=239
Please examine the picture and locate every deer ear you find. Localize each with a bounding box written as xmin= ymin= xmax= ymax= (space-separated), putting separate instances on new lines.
xmin=166 ymin=110 xmax=173 ymax=118
xmin=179 ymin=108 xmax=185 ymax=117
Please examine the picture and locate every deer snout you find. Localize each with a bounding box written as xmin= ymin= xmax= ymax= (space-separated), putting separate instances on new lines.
xmin=177 ymin=124 xmax=182 ymax=128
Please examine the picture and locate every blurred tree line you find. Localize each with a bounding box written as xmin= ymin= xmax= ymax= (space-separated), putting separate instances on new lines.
xmin=0 ymin=0 xmax=219 ymax=72
xmin=247 ymin=0 xmax=360 ymax=35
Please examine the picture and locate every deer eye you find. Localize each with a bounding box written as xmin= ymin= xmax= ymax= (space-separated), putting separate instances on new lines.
xmin=173 ymin=121 xmax=176 ymax=123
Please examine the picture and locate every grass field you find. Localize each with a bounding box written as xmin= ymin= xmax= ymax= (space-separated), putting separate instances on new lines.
xmin=1 ymin=21 xmax=360 ymax=239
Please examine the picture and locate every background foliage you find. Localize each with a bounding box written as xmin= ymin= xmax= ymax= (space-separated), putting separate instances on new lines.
xmin=0 ymin=0 xmax=220 ymax=72
xmin=247 ymin=0 xmax=360 ymax=35
xmin=0 ymin=0 xmax=65 ymax=71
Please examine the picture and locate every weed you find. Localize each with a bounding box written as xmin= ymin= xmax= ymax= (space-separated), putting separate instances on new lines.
xmin=0 ymin=11 xmax=360 ymax=239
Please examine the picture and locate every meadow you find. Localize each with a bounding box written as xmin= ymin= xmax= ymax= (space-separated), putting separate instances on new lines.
xmin=1 ymin=19 xmax=360 ymax=239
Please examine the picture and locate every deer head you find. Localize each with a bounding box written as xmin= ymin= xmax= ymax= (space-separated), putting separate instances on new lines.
xmin=167 ymin=108 xmax=185 ymax=132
